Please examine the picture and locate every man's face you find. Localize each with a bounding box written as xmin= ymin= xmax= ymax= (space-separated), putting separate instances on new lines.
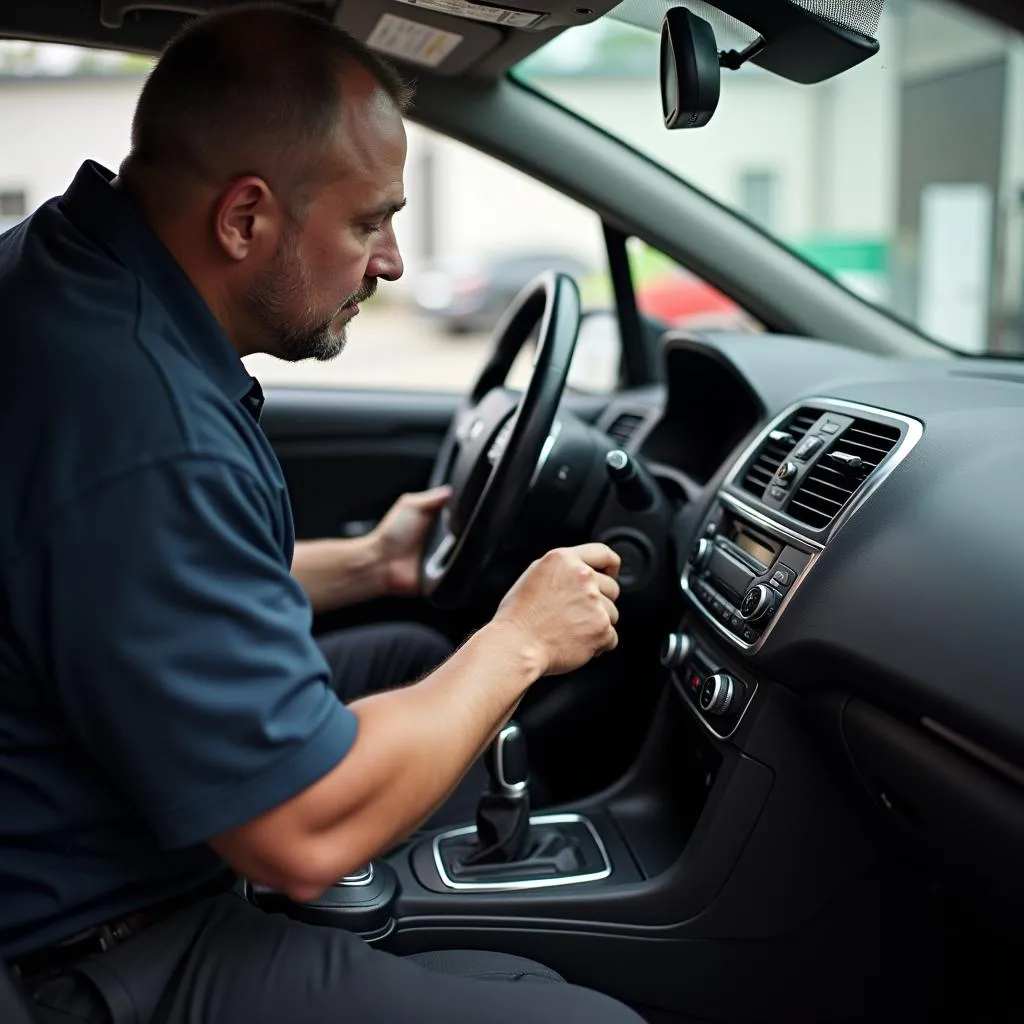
xmin=246 ymin=75 xmax=407 ymax=362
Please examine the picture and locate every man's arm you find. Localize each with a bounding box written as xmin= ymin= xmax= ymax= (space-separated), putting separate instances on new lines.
xmin=291 ymin=487 xmax=449 ymax=613
xmin=289 ymin=534 xmax=387 ymax=613
xmin=210 ymin=543 xmax=621 ymax=901
xmin=30 ymin=457 xmax=616 ymax=900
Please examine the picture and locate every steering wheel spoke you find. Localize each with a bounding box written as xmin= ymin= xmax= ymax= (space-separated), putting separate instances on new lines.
xmin=420 ymin=271 xmax=582 ymax=608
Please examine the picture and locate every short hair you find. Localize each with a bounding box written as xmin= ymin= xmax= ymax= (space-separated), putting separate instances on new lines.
xmin=124 ymin=2 xmax=413 ymax=208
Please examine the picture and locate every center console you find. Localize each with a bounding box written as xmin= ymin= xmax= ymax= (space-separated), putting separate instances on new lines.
xmin=247 ymin=397 xmax=933 ymax=1022
xmin=679 ymin=494 xmax=817 ymax=655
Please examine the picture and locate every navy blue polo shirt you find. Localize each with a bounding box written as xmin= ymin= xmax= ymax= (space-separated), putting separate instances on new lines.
xmin=0 ymin=161 xmax=358 ymax=960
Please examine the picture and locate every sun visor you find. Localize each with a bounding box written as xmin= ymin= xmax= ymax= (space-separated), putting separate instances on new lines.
xmin=337 ymin=1 xmax=507 ymax=76
xmin=612 ymin=0 xmax=883 ymax=84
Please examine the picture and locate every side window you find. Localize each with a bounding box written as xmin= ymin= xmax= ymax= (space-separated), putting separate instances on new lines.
xmin=0 ymin=42 xmax=619 ymax=394
xmin=627 ymin=238 xmax=762 ymax=335
xmin=246 ymin=125 xmax=621 ymax=394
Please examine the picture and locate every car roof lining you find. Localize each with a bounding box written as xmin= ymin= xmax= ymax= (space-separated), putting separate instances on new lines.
xmin=1 ymin=1 xmax=1014 ymax=84
xmin=0 ymin=0 xmax=622 ymax=79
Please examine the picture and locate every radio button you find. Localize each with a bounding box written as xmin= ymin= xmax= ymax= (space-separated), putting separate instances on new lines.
xmin=660 ymin=632 xmax=693 ymax=669
xmin=771 ymin=566 xmax=795 ymax=588
xmin=741 ymin=584 xmax=779 ymax=624
xmin=699 ymin=674 xmax=737 ymax=716
xmin=690 ymin=537 xmax=713 ymax=570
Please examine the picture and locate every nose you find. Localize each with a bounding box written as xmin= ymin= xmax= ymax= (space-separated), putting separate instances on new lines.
xmin=366 ymin=224 xmax=404 ymax=283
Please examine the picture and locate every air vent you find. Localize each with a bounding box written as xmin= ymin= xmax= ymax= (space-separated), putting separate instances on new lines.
xmin=740 ymin=407 xmax=819 ymax=498
xmin=606 ymin=411 xmax=646 ymax=448
xmin=788 ymin=418 xmax=902 ymax=530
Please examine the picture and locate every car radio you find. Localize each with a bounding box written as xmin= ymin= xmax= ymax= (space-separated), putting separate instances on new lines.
xmin=681 ymin=493 xmax=819 ymax=652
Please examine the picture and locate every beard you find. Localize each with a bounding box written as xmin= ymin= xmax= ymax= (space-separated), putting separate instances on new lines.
xmin=246 ymin=229 xmax=377 ymax=363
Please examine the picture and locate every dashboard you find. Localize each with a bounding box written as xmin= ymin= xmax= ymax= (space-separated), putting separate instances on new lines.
xmin=598 ymin=330 xmax=1024 ymax=935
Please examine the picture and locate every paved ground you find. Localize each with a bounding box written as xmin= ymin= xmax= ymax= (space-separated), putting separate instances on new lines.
xmin=243 ymin=305 xmax=497 ymax=392
xmin=242 ymin=301 xmax=619 ymax=394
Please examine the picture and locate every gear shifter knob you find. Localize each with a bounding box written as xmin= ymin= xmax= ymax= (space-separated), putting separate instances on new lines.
xmin=484 ymin=722 xmax=528 ymax=797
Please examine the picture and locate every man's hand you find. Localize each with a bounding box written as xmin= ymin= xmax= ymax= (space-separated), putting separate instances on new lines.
xmin=213 ymin=541 xmax=620 ymax=899
xmin=370 ymin=486 xmax=451 ymax=597
xmin=492 ymin=543 xmax=621 ymax=677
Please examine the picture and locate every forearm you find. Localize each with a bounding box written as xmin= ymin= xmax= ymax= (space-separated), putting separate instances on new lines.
xmin=214 ymin=621 xmax=542 ymax=898
xmin=290 ymin=535 xmax=387 ymax=613
xmin=306 ymin=623 xmax=539 ymax=869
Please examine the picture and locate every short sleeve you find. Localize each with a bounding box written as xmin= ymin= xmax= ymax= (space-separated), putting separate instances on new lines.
xmin=25 ymin=455 xmax=357 ymax=849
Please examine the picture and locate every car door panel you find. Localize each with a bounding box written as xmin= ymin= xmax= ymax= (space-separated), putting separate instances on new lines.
xmin=261 ymin=386 xmax=613 ymax=541
xmin=261 ymin=388 xmax=456 ymax=540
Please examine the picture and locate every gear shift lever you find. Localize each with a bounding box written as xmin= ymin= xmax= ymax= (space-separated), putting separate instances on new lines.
xmin=438 ymin=721 xmax=607 ymax=887
xmin=460 ymin=722 xmax=531 ymax=865
xmin=485 ymin=722 xmax=529 ymax=797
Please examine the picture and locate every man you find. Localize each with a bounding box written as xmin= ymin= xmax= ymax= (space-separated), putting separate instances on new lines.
xmin=0 ymin=4 xmax=644 ymax=1023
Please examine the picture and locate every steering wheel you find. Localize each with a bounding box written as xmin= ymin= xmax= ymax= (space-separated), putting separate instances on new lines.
xmin=421 ymin=270 xmax=582 ymax=608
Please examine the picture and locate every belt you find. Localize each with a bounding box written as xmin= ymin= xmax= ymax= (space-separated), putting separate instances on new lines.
xmin=13 ymin=872 xmax=236 ymax=983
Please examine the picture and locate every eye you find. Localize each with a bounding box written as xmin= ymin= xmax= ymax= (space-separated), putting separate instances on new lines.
xmin=362 ymin=220 xmax=385 ymax=234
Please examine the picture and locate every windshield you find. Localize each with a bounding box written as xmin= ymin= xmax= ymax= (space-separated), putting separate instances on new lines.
xmin=516 ymin=0 xmax=1024 ymax=358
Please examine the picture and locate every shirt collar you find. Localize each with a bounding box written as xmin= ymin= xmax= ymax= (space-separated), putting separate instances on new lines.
xmin=60 ymin=160 xmax=261 ymax=415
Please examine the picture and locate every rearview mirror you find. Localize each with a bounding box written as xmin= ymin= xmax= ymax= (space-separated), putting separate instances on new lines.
xmin=660 ymin=7 xmax=721 ymax=130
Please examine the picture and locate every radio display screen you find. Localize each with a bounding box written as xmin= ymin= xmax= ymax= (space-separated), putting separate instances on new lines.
xmin=730 ymin=526 xmax=776 ymax=569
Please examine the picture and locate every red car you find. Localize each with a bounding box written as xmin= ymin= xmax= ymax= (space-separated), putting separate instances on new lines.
xmin=637 ymin=271 xmax=756 ymax=332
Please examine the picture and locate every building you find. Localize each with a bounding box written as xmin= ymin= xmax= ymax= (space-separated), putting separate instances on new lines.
xmin=1 ymin=0 xmax=1022 ymax=353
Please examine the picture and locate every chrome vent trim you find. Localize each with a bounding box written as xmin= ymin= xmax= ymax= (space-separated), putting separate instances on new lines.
xmin=788 ymin=418 xmax=901 ymax=530
xmin=725 ymin=398 xmax=924 ymax=542
xmin=739 ymin=406 xmax=818 ymax=498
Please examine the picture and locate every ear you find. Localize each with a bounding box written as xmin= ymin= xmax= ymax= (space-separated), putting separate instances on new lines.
xmin=213 ymin=176 xmax=282 ymax=262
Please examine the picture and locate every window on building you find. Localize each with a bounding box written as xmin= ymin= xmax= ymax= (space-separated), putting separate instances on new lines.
xmin=0 ymin=190 xmax=26 ymax=217
xmin=738 ymin=169 xmax=779 ymax=233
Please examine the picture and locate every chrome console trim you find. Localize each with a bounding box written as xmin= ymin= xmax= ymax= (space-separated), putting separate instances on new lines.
xmin=335 ymin=864 xmax=375 ymax=887
xmin=431 ymin=813 xmax=611 ymax=892
xmin=681 ymin=503 xmax=822 ymax=656
xmin=685 ymin=398 xmax=923 ymax=654
xmin=670 ymin=662 xmax=759 ymax=742
xmin=718 ymin=491 xmax=825 ymax=552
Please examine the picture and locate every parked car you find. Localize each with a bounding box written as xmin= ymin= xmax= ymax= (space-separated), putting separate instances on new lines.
xmin=412 ymin=249 xmax=591 ymax=334
xmin=636 ymin=269 xmax=758 ymax=332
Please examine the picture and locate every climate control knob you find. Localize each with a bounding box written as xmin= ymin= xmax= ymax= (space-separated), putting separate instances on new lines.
xmin=699 ymin=674 xmax=737 ymax=716
xmin=690 ymin=537 xmax=713 ymax=571
xmin=740 ymin=584 xmax=778 ymax=624
xmin=659 ymin=632 xmax=692 ymax=669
